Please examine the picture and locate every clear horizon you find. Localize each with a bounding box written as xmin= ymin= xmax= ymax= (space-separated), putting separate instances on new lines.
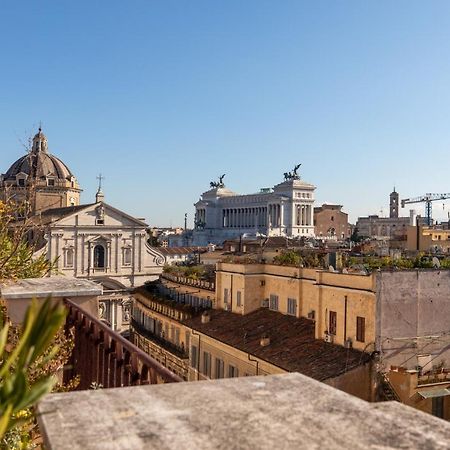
xmin=2 ymin=1 xmax=450 ymax=226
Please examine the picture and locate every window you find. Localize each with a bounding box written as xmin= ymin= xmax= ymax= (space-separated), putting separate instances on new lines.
xmin=215 ymin=358 xmax=225 ymax=379
xmin=184 ymin=331 xmax=190 ymax=353
xmin=287 ymin=298 xmax=297 ymax=316
xmin=65 ymin=248 xmax=74 ymax=268
xmin=191 ymin=345 xmax=198 ymax=368
xmin=93 ymin=245 xmax=105 ymax=268
xmin=47 ymin=178 xmax=55 ymax=186
xmin=260 ymin=280 xmax=265 ymax=287
xmin=228 ymin=365 xmax=239 ymax=378
xmin=269 ymin=294 xmax=279 ymax=311
xmin=96 ymin=219 xmax=105 ymax=225
xmin=203 ymin=351 xmax=212 ymax=377
xmin=224 ymin=288 xmax=229 ymax=303
xmin=356 ymin=316 xmax=365 ymax=342
xmin=432 ymin=397 xmax=444 ymax=418
xmin=122 ymin=247 xmax=132 ymax=266
xmin=17 ymin=178 xmax=25 ymax=187
xmin=329 ymin=310 xmax=337 ymax=335
xmin=236 ymin=291 xmax=242 ymax=307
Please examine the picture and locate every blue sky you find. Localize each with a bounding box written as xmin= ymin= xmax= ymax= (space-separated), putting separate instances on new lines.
xmin=1 ymin=1 xmax=450 ymax=226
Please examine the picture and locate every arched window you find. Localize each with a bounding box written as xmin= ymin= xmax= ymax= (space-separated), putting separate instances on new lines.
xmin=94 ymin=244 xmax=105 ymax=268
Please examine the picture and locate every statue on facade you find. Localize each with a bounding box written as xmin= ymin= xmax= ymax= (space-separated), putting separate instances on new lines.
xmin=210 ymin=174 xmax=226 ymax=188
xmin=283 ymin=164 xmax=301 ymax=181
xmin=95 ymin=204 xmax=105 ymax=220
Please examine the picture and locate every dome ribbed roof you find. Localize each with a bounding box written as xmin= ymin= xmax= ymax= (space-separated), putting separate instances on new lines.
xmin=3 ymin=129 xmax=75 ymax=181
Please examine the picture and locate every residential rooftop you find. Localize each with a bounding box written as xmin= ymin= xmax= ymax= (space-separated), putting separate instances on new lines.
xmin=184 ymin=308 xmax=368 ymax=380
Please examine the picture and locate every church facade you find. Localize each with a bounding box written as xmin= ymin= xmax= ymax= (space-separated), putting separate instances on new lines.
xmin=192 ymin=168 xmax=316 ymax=246
xmin=1 ymin=128 xmax=165 ymax=332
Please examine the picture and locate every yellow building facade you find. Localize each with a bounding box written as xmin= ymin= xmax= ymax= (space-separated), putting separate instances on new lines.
xmin=406 ymin=225 xmax=450 ymax=253
xmin=215 ymin=263 xmax=376 ymax=352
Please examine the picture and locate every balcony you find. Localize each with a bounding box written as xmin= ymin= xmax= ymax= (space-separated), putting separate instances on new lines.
xmin=161 ymin=273 xmax=215 ymax=291
xmin=65 ymin=299 xmax=182 ymax=388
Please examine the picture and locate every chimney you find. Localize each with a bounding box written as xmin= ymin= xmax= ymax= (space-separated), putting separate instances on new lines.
xmin=260 ymin=334 xmax=270 ymax=347
xmin=201 ymin=311 xmax=210 ymax=324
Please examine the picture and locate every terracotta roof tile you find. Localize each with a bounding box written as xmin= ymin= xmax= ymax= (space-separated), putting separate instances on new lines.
xmin=184 ymin=309 xmax=369 ymax=381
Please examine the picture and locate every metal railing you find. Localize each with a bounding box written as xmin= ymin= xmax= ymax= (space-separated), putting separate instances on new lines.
xmin=64 ymin=299 xmax=182 ymax=389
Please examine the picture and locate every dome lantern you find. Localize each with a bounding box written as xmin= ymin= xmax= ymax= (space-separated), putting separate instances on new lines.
xmin=32 ymin=128 xmax=49 ymax=153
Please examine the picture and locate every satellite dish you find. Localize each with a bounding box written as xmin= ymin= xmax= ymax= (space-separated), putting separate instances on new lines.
xmin=432 ymin=257 xmax=440 ymax=268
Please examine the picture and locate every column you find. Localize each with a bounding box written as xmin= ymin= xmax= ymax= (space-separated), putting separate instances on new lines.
xmin=54 ymin=234 xmax=60 ymax=270
xmin=110 ymin=234 xmax=116 ymax=273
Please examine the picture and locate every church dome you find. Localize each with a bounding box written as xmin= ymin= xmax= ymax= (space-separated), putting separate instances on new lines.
xmin=3 ymin=128 xmax=75 ymax=181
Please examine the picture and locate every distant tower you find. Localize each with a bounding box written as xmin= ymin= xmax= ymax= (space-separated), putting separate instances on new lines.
xmin=390 ymin=188 xmax=399 ymax=218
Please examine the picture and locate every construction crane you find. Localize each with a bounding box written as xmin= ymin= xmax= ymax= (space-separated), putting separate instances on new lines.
xmin=401 ymin=193 xmax=450 ymax=226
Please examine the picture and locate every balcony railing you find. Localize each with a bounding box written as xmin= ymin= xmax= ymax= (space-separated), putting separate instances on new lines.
xmin=161 ymin=273 xmax=215 ymax=291
xmin=418 ymin=369 xmax=450 ymax=386
xmin=64 ymin=299 xmax=182 ymax=389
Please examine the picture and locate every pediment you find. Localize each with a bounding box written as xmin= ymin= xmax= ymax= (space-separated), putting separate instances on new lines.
xmin=85 ymin=235 xmax=111 ymax=244
xmin=53 ymin=202 xmax=148 ymax=229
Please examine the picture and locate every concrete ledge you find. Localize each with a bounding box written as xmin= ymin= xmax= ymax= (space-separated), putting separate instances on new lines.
xmin=37 ymin=373 xmax=450 ymax=450
xmin=0 ymin=277 xmax=103 ymax=299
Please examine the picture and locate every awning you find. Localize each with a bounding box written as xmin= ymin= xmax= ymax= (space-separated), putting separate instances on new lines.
xmin=418 ymin=388 xmax=450 ymax=399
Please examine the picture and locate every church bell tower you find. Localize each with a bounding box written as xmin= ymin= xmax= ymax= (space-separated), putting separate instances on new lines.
xmin=390 ymin=188 xmax=399 ymax=219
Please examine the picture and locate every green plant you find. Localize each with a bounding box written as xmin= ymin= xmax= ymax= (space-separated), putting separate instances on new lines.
xmin=0 ymin=200 xmax=54 ymax=281
xmin=0 ymin=298 xmax=67 ymax=439
xmin=273 ymin=250 xmax=303 ymax=267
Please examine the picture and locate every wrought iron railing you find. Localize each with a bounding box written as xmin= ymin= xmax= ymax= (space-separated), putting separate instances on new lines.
xmin=64 ymin=299 xmax=182 ymax=389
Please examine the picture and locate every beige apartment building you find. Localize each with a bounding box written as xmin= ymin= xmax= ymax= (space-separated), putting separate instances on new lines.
xmin=131 ymin=262 xmax=450 ymax=419
xmin=215 ymin=263 xmax=375 ymax=352
xmin=406 ymin=225 xmax=450 ymax=253
xmin=131 ymin=265 xmax=375 ymax=400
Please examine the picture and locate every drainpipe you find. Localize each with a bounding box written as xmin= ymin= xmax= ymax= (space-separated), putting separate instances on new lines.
xmin=344 ymin=295 xmax=348 ymax=342
xmin=248 ymin=354 xmax=259 ymax=376
xmin=230 ymin=275 xmax=233 ymax=312
xmin=191 ymin=329 xmax=201 ymax=381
